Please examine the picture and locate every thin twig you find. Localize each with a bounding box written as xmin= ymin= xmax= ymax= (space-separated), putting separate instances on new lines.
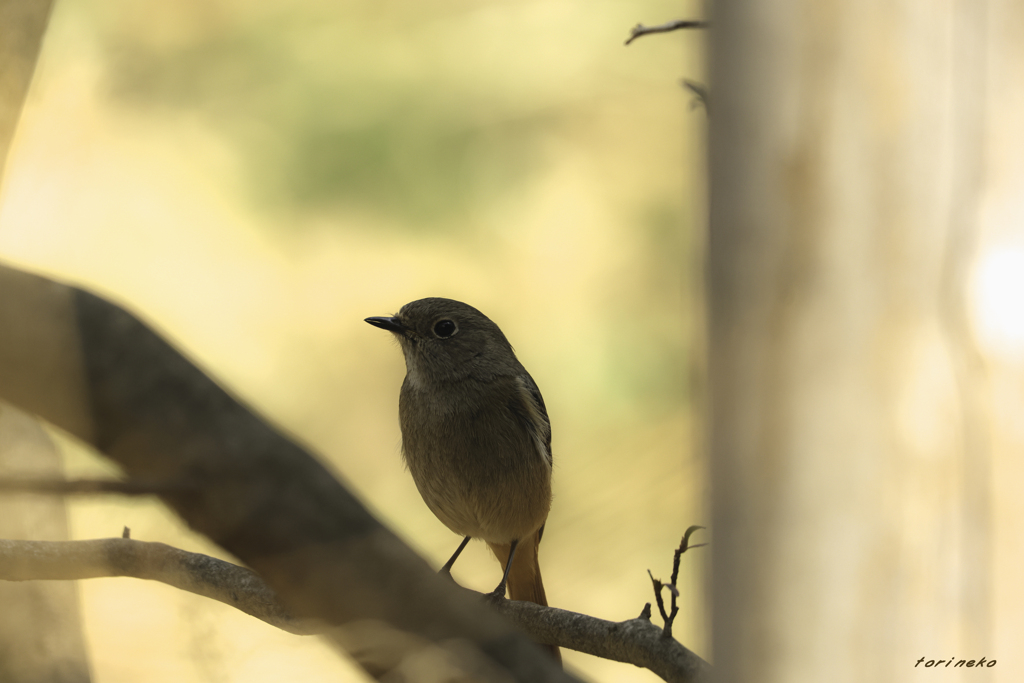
xmin=625 ymin=20 xmax=709 ymax=46
xmin=647 ymin=527 xmax=707 ymax=640
xmin=639 ymin=602 xmax=653 ymax=620
xmin=648 ymin=569 xmax=671 ymax=625
xmin=672 ymin=526 xmax=707 ymax=586
xmin=669 ymin=526 xmax=707 ymax=638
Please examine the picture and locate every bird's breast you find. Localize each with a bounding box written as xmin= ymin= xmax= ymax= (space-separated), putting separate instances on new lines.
xmin=397 ymin=379 xmax=551 ymax=542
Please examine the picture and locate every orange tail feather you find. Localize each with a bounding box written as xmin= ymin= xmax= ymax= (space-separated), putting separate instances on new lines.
xmin=487 ymin=530 xmax=562 ymax=666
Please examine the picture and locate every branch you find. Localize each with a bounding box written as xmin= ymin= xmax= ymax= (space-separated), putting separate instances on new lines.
xmin=0 ymin=537 xmax=712 ymax=682
xmin=491 ymin=598 xmax=711 ymax=683
xmin=625 ymin=20 xmax=709 ymax=46
xmin=0 ymin=538 xmax=312 ymax=634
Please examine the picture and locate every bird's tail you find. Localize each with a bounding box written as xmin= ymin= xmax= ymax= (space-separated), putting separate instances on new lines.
xmin=487 ymin=529 xmax=562 ymax=666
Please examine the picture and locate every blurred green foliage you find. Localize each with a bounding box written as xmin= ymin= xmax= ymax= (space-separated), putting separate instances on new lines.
xmin=96 ymin=4 xmax=553 ymax=229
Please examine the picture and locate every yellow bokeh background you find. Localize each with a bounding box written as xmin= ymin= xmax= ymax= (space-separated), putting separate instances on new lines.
xmin=0 ymin=0 xmax=708 ymax=681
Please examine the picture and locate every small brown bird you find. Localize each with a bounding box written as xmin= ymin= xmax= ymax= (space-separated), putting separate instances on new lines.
xmin=366 ymin=298 xmax=559 ymax=663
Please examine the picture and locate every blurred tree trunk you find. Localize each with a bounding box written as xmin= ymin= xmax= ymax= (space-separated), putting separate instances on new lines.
xmin=0 ymin=0 xmax=52 ymax=173
xmin=979 ymin=0 xmax=1024 ymax=674
xmin=708 ymin=1 xmax=997 ymax=681
xmin=1 ymin=1 xmax=92 ymax=681
xmin=0 ymin=407 xmax=91 ymax=683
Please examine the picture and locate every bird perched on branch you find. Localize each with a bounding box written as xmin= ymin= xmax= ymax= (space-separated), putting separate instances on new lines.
xmin=366 ymin=298 xmax=560 ymax=664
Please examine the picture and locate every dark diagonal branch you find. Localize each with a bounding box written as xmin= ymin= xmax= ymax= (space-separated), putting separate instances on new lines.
xmin=625 ymin=20 xmax=709 ymax=46
xmin=0 ymin=266 xmax=574 ymax=683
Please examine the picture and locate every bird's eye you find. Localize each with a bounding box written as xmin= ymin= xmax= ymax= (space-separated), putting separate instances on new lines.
xmin=433 ymin=319 xmax=457 ymax=339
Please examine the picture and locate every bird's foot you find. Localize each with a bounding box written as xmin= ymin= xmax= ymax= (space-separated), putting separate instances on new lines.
xmin=483 ymin=581 xmax=508 ymax=602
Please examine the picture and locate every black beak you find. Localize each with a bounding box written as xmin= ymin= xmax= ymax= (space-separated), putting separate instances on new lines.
xmin=365 ymin=316 xmax=406 ymax=335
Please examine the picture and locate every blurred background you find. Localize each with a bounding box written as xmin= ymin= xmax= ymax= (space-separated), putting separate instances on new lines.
xmin=0 ymin=0 xmax=707 ymax=681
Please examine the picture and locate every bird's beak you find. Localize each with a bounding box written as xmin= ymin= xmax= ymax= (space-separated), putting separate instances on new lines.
xmin=365 ymin=316 xmax=407 ymax=335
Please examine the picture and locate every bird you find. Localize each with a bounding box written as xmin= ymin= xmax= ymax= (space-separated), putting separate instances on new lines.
xmin=366 ymin=297 xmax=560 ymax=664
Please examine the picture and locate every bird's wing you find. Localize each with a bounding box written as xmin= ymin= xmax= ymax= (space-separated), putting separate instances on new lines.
xmin=512 ymin=373 xmax=552 ymax=467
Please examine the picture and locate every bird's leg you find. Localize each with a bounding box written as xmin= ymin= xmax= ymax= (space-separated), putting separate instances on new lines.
xmin=439 ymin=536 xmax=471 ymax=577
xmin=485 ymin=538 xmax=519 ymax=600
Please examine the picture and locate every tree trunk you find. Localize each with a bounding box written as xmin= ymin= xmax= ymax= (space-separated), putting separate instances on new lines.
xmin=709 ymin=0 xmax=999 ymax=681
xmin=0 ymin=406 xmax=91 ymax=683
xmin=0 ymin=2 xmax=93 ymax=681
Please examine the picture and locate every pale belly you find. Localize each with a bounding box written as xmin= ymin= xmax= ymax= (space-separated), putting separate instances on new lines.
xmin=408 ymin=457 xmax=551 ymax=542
